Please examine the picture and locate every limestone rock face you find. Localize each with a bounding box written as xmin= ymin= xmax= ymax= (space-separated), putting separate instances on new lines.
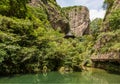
xmin=102 ymin=0 xmax=120 ymax=32
xmin=30 ymin=0 xmax=70 ymax=34
xmin=30 ymin=0 xmax=90 ymax=36
xmin=92 ymin=0 xmax=120 ymax=62
xmin=63 ymin=6 xmax=90 ymax=37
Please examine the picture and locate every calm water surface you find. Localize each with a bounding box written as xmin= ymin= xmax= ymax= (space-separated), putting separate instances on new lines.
xmin=0 ymin=68 xmax=120 ymax=84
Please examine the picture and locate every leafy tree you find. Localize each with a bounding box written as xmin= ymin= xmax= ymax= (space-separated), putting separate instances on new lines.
xmin=103 ymin=0 xmax=114 ymax=9
xmin=0 ymin=0 xmax=96 ymax=74
xmin=109 ymin=9 xmax=120 ymax=30
xmin=0 ymin=0 xmax=28 ymax=18
xmin=90 ymin=18 xmax=102 ymax=39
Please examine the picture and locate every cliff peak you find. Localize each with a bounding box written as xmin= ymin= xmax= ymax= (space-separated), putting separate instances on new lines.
xmin=63 ymin=6 xmax=90 ymax=37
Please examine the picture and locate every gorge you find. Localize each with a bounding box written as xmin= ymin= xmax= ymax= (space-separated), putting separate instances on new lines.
xmin=0 ymin=0 xmax=120 ymax=76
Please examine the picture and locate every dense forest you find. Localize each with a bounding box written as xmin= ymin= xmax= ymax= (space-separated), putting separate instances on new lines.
xmin=0 ymin=0 xmax=119 ymax=75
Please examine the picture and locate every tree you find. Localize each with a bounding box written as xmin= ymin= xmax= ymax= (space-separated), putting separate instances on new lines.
xmin=109 ymin=9 xmax=120 ymax=30
xmin=103 ymin=0 xmax=114 ymax=9
xmin=0 ymin=0 xmax=28 ymax=18
xmin=90 ymin=18 xmax=102 ymax=38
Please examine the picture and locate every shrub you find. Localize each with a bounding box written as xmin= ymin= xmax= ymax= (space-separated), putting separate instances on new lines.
xmin=0 ymin=0 xmax=28 ymax=18
xmin=109 ymin=9 xmax=120 ymax=30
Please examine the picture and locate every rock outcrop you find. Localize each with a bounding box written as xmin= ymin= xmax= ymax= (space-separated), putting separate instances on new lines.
xmin=93 ymin=0 xmax=120 ymax=54
xmin=30 ymin=0 xmax=70 ymax=34
xmin=63 ymin=6 xmax=90 ymax=37
xmin=30 ymin=0 xmax=90 ymax=36
xmin=91 ymin=0 xmax=120 ymax=72
xmin=102 ymin=0 xmax=120 ymax=32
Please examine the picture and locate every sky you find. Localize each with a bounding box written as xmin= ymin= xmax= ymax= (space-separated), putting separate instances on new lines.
xmin=56 ymin=0 xmax=106 ymax=21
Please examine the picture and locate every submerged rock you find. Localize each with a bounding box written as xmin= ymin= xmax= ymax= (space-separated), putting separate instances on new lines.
xmin=59 ymin=66 xmax=73 ymax=74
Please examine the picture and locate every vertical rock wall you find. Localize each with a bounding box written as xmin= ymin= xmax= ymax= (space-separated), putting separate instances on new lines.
xmin=63 ymin=6 xmax=90 ymax=37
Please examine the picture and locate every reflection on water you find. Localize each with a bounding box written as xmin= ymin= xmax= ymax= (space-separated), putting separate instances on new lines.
xmin=0 ymin=68 xmax=120 ymax=84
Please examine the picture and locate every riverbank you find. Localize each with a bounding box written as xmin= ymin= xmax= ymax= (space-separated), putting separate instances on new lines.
xmin=92 ymin=61 xmax=120 ymax=73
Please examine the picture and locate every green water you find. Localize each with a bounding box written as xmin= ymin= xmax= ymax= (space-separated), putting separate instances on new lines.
xmin=0 ymin=68 xmax=120 ymax=84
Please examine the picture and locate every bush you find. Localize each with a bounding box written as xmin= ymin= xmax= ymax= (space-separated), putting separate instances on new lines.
xmin=109 ymin=9 xmax=120 ymax=30
xmin=0 ymin=0 xmax=28 ymax=18
xmin=90 ymin=18 xmax=102 ymax=38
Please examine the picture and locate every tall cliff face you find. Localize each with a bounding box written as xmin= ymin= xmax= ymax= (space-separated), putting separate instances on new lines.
xmin=63 ymin=6 xmax=90 ymax=37
xmin=92 ymin=0 xmax=120 ymax=62
xmin=94 ymin=0 xmax=120 ymax=51
xmin=30 ymin=0 xmax=70 ymax=34
xmin=30 ymin=0 xmax=90 ymax=36
xmin=102 ymin=0 xmax=120 ymax=32
xmin=91 ymin=0 xmax=120 ymax=72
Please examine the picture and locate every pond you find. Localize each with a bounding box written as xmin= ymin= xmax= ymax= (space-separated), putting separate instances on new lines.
xmin=0 ymin=68 xmax=120 ymax=84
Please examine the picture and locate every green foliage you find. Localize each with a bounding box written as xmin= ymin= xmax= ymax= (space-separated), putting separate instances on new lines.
xmin=0 ymin=0 xmax=9 ymax=15
xmin=62 ymin=6 xmax=82 ymax=19
xmin=110 ymin=43 xmax=120 ymax=51
xmin=94 ymin=29 xmax=120 ymax=54
xmin=63 ymin=6 xmax=82 ymax=11
xmin=2 ymin=0 xmax=119 ymax=74
xmin=0 ymin=15 xmax=95 ymax=73
xmin=0 ymin=12 xmax=92 ymax=73
xmin=109 ymin=9 xmax=120 ymax=30
xmin=0 ymin=48 xmax=7 ymax=63
xmin=0 ymin=15 xmax=37 ymax=44
xmin=0 ymin=0 xmax=28 ymax=18
xmin=103 ymin=0 xmax=114 ymax=9
xmin=0 ymin=0 xmax=94 ymax=74
xmin=90 ymin=18 xmax=103 ymax=38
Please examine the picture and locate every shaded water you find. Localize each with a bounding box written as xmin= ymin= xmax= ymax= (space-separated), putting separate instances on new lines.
xmin=0 ymin=68 xmax=120 ymax=84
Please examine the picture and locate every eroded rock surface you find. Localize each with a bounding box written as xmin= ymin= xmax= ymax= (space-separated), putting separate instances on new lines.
xmin=63 ymin=6 xmax=90 ymax=37
xmin=30 ymin=0 xmax=70 ymax=34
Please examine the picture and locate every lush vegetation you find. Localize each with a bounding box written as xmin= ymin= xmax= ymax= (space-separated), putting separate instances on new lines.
xmin=0 ymin=0 xmax=95 ymax=75
xmin=93 ymin=0 xmax=120 ymax=54
xmin=90 ymin=18 xmax=102 ymax=39
xmin=0 ymin=0 xmax=119 ymax=75
xmin=91 ymin=0 xmax=120 ymax=72
xmin=0 ymin=14 xmax=94 ymax=74
xmin=62 ymin=6 xmax=82 ymax=19
xmin=109 ymin=9 xmax=120 ymax=30
xmin=0 ymin=0 xmax=29 ymax=18
xmin=103 ymin=0 xmax=114 ymax=9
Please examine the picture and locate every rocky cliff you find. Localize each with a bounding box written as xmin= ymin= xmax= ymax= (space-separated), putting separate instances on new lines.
xmin=94 ymin=0 xmax=120 ymax=54
xmin=91 ymin=0 xmax=120 ymax=72
xmin=102 ymin=0 xmax=120 ymax=32
xmin=30 ymin=0 xmax=70 ymax=34
xmin=63 ymin=6 xmax=90 ymax=37
xmin=30 ymin=0 xmax=90 ymax=36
